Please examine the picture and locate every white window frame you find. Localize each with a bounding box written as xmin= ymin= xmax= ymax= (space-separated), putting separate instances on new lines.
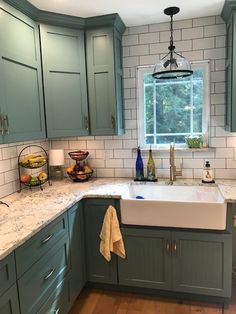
xmin=137 ymin=61 xmax=210 ymax=149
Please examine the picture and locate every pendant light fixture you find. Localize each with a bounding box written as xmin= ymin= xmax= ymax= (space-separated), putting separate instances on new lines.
xmin=152 ymin=7 xmax=193 ymax=80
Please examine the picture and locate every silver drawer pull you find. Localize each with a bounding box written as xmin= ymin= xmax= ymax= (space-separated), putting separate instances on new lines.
xmin=41 ymin=234 xmax=53 ymax=245
xmin=55 ymin=308 xmax=60 ymax=314
xmin=44 ymin=267 xmax=56 ymax=280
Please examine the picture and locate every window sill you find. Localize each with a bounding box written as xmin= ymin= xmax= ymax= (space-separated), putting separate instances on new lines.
xmin=132 ymin=147 xmax=215 ymax=155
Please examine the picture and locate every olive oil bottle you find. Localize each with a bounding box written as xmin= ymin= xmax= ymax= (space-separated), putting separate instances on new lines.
xmin=147 ymin=146 xmax=156 ymax=181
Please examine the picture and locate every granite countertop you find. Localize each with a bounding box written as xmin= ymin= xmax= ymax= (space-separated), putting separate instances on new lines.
xmin=1 ymin=177 xmax=236 ymax=261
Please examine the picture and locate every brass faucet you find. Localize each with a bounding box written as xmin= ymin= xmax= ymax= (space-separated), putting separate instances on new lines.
xmin=169 ymin=143 xmax=182 ymax=182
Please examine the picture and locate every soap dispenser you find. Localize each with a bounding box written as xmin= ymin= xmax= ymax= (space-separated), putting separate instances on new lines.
xmin=135 ymin=146 xmax=144 ymax=181
xmin=202 ymin=161 xmax=215 ymax=183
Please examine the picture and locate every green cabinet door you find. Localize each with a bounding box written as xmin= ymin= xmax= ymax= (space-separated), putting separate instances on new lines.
xmin=0 ymin=284 xmax=20 ymax=314
xmin=172 ymin=231 xmax=232 ymax=298
xmin=86 ymin=27 xmax=124 ymax=135
xmin=0 ymin=2 xmax=46 ymax=143
xmin=83 ymin=198 xmax=119 ymax=284
xmin=118 ymin=228 xmax=172 ymax=290
xmin=68 ymin=203 xmax=85 ymax=304
xmin=40 ymin=24 xmax=89 ymax=138
xmin=222 ymin=3 xmax=236 ymax=132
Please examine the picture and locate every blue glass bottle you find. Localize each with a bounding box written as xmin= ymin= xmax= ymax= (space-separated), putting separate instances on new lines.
xmin=135 ymin=146 xmax=144 ymax=180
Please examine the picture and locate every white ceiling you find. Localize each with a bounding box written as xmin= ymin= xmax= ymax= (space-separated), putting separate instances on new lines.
xmin=28 ymin=0 xmax=225 ymax=27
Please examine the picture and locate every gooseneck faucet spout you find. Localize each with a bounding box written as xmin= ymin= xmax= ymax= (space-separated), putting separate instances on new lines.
xmin=169 ymin=143 xmax=182 ymax=182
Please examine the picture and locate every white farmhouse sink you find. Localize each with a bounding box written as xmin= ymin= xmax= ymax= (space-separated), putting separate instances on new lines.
xmin=120 ymin=184 xmax=227 ymax=230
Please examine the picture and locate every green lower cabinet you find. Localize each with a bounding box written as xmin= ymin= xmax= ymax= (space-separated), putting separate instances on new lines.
xmin=119 ymin=228 xmax=232 ymax=298
xmin=68 ymin=202 xmax=86 ymax=305
xmin=83 ymin=198 xmax=119 ymax=284
xmin=18 ymin=234 xmax=70 ymax=313
xmin=172 ymin=231 xmax=232 ymax=297
xmin=37 ymin=276 xmax=70 ymax=314
xmin=0 ymin=284 xmax=20 ymax=314
xmin=118 ymin=228 xmax=172 ymax=290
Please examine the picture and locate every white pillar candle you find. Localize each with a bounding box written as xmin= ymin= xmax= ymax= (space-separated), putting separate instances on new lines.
xmin=49 ymin=149 xmax=65 ymax=166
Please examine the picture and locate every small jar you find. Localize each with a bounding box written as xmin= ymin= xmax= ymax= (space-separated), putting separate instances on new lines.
xmin=202 ymin=161 xmax=215 ymax=183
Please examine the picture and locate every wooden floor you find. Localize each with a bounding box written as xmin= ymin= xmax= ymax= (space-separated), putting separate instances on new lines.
xmin=69 ymin=278 xmax=236 ymax=314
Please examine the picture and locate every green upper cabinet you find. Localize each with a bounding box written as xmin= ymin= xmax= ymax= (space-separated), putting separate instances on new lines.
xmin=222 ymin=1 xmax=236 ymax=131
xmin=40 ymin=24 xmax=89 ymax=138
xmin=86 ymin=24 xmax=125 ymax=135
xmin=0 ymin=1 xmax=46 ymax=143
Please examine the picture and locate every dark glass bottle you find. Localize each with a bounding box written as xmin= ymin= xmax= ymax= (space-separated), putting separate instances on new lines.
xmin=147 ymin=146 xmax=156 ymax=181
xmin=135 ymin=146 xmax=144 ymax=180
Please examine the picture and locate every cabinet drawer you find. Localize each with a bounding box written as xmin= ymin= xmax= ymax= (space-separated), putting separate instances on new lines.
xmin=0 ymin=284 xmax=20 ymax=314
xmin=37 ymin=277 xmax=70 ymax=314
xmin=18 ymin=234 xmax=70 ymax=314
xmin=15 ymin=213 xmax=68 ymax=277
xmin=0 ymin=252 xmax=16 ymax=296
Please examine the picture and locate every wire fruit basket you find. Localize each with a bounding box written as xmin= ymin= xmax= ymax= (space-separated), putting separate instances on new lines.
xmin=67 ymin=150 xmax=93 ymax=182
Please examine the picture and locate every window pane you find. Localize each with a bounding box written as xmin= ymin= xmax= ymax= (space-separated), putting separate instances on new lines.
xmin=145 ymin=85 xmax=154 ymax=134
xmin=193 ymin=70 xmax=203 ymax=133
xmin=155 ymin=80 xmax=191 ymax=134
xmin=145 ymin=135 xmax=154 ymax=144
xmin=139 ymin=63 xmax=208 ymax=147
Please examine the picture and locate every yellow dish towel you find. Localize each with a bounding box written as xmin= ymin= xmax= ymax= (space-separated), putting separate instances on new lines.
xmin=99 ymin=205 xmax=126 ymax=262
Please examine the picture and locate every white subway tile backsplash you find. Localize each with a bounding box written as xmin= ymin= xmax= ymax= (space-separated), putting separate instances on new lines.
xmin=123 ymin=140 xmax=138 ymax=149
xmin=96 ymin=168 xmax=114 ymax=177
xmin=87 ymin=140 xmax=104 ymax=150
xmin=227 ymin=159 xmax=236 ymax=168
xmin=106 ymin=159 xmax=123 ymax=168
xmin=204 ymin=24 xmax=226 ymax=37
xmin=150 ymin=42 xmax=169 ymax=54
xmin=128 ymin=25 xmax=148 ymax=35
xmin=2 ymin=147 xmax=17 ymax=160
xmin=4 ymin=169 xmax=18 ymax=184
xmin=193 ymin=16 xmax=216 ymax=27
xmin=182 ymin=50 xmax=204 ymax=61
xmin=215 ymin=36 xmax=226 ymax=48
xmin=122 ymin=35 xmax=139 ymax=46
xmin=215 ymin=105 xmax=225 ymax=115
xmin=183 ymin=158 xmax=203 ymax=168
xmin=123 ymin=56 xmax=139 ymax=67
xmin=210 ymin=137 xmax=226 ymax=147
xmin=160 ymin=30 xmax=181 ymax=42
xmin=193 ymin=37 xmax=214 ymax=50
xmin=204 ymin=48 xmax=225 ymax=60
xmin=182 ymin=27 xmax=203 ymax=40
xmin=115 ymin=168 xmax=133 ymax=178
xmin=215 ymin=82 xmax=225 ymax=93
xmin=174 ymin=19 xmax=193 ymax=29
xmin=130 ymin=45 xmax=149 ymax=56
xmin=104 ymin=140 xmax=123 ymax=150
xmin=139 ymin=55 xmax=158 ymax=65
xmin=215 ymin=169 xmax=236 ymax=179
xmin=139 ymin=32 xmax=159 ymax=44
xmin=68 ymin=141 xmax=87 ymax=150
xmin=215 ymin=148 xmax=234 ymax=158
xmin=227 ymin=137 xmax=236 ymax=147
xmin=149 ymin=22 xmax=169 ymax=32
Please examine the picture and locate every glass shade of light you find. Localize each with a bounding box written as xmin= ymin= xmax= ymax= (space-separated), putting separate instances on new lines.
xmin=153 ymin=53 xmax=193 ymax=80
